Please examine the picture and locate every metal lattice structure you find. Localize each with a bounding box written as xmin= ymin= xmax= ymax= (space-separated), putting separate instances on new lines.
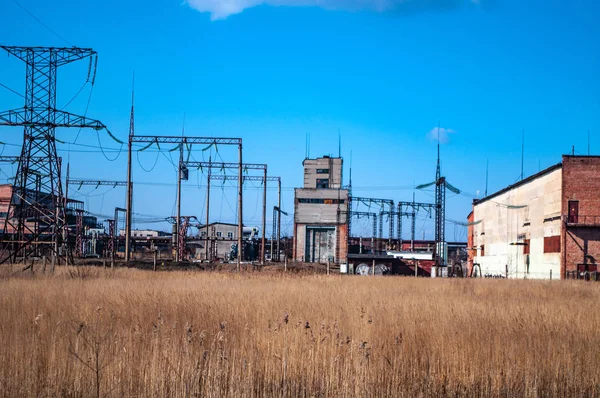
xmin=272 ymin=205 xmax=287 ymax=262
xmin=106 ymin=219 xmax=115 ymax=259
xmin=128 ymin=135 xmax=243 ymax=267
xmin=351 ymin=197 xmax=393 ymax=253
xmin=113 ymin=207 xmax=126 ymax=259
xmin=207 ymin=174 xmax=282 ymax=263
xmin=435 ymin=176 xmax=445 ymax=267
xmin=166 ymin=216 xmax=199 ymax=261
xmin=68 ymin=180 xmax=127 ymax=188
xmin=0 ymin=46 xmax=110 ymax=263
xmin=186 ymin=161 xmax=268 ymax=264
xmin=416 ymin=138 xmax=460 ymax=267
xmin=396 ymin=200 xmax=435 ymax=252
xmin=341 ymin=211 xmax=377 ymax=237
xmin=74 ymin=209 xmax=84 ymax=257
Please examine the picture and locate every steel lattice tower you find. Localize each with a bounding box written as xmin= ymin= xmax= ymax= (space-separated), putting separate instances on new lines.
xmin=0 ymin=46 xmax=109 ymax=263
xmin=434 ymin=139 xmax=446 ymax=267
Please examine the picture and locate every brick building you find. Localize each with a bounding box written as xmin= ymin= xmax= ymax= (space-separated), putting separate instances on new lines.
xmin=0 ymin=184 xmax=100 ymax=234
xmin=468 ymin=155 xmax=600 ymax=279
xmin=293 ymin=156 xmax=348 ymax=263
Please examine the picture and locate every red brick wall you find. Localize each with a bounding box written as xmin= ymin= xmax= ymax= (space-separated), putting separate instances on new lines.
xmin=337 ymin=224 xmax=348 ymax=263
xmin=0 ymin=185 xmax=14 ymax=233
xmin=561 ymin=156 xmax=600 ymax=277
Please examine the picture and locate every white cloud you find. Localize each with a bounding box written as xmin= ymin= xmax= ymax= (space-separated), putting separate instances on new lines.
xmin=427 ymin=126 xmax=455 ymax=144
xmin=186 ymin=0 xmax=482 ymax=20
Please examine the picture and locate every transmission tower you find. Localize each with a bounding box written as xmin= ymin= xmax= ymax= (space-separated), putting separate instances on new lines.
xmin=0 ymin=46 xmax=110 ymax=263
xmin=416 ymin=135 xmax=460 ymax=269
xmin=434 ymin=137 xmax=445 ymax=267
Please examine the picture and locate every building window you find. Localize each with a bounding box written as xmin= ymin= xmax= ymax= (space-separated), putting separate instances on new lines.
xmin=298 ymin=198 xmax=345 ymax=204
xmin=217 ymin=231 xmax=222 ymax=238
xmin=316 ymin=178 xmax=329 ymax=189
xmin=227 ymin=232 xmax=233 ymax=238
xmin=316 ymin=169 xmax=330 ymax=174
xmin=568 ymin=200 xmax=579 ymax=223
xmin=201 ymin=231 xmax=206 ymax=237
xmin=544 ymin=236 xmax=560 ymax=253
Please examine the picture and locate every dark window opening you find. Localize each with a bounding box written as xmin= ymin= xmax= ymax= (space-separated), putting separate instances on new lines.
xmin=316 ymin=169 xmax=330 ymax=174
xmin=544 ymin=236 xmax=560 ymax=253
xmin=523 ymin=239 xmax=530 ymax=255
xmin=568 ymin=200 xmax=579 ymax=223
xmin=298 ymin=198 xmax=345 ymax=204
xmin=316 ymin=178 xmax=329 ymax=189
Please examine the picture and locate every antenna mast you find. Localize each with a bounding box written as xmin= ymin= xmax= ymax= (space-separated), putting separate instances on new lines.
xmin=125 ymin=72 xmax=135 ymax=262
xmin=485 ymin=159 xmax=489 ymax=197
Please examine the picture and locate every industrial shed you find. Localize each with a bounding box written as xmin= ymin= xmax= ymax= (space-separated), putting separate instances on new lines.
xmin=468 ymin=155 xmax=600 ymax=279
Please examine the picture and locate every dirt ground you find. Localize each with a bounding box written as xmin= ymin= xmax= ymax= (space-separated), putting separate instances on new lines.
xmin=71 ymin=258 xmax=338 ymax=275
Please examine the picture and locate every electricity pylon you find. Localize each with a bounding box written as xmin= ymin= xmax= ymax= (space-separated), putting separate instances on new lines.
xmin=0 ymin=46 xmax=111 ymax=264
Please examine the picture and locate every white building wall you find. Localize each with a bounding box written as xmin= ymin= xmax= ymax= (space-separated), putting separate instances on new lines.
xmin=473 ymin=167 xmax=562 ymax=279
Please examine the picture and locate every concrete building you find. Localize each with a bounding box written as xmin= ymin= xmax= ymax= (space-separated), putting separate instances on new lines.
xmin=293 ymin=156 xmax=348 ymax=263
xmin=468 ymin=155 xmax=600 ymax=279
xmin=198 ymin=222 xmax=260 ymax=261
xmin=119 ymin=229 xmax=171 ymax=238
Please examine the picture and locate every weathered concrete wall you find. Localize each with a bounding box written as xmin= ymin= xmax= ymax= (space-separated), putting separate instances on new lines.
xmin=467 ymin=210 xmax=474 ymax=276
xmin=473 ymin=167 xmax=562 ymax=279
xmin=561 ymin=156 xmax=600 ymax=276
xmin=292 ymin=223 xmax=347 ymax=263
xmin=294 ymin=189 xmax=348 ymax=224
xmin=302 ymin=157 xmax=343 ymax=189
xmin=198 ymin=223 xmax=238 ymax=260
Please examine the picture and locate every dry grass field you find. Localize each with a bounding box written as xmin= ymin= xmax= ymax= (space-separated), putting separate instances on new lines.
xmin=0 ymin=266 xmax=598 ymax=397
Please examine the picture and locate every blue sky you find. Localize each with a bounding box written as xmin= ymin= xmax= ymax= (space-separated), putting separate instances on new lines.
xmin=0 ymin=0 xmax=598 ymax=240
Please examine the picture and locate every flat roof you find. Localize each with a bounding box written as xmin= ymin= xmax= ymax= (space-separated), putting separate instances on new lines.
xmin=302 ymin=156 xmax=342 ymax=166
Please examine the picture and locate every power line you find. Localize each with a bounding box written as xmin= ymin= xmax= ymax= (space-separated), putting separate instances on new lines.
xmin=10 ymin=0 xmax=74 ymax=46
xmin=0 ymin=82 xmax=24 ymax=98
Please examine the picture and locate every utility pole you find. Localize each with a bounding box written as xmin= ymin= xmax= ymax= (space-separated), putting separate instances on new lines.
xmin=261 ymin=167 xmax=267 ymax=264
xmin=67 ymin=179 xmax=128 ymax=259
xmin=125 ymin=75 xmax=134 ymax=262
xmin=114 ymin=207 xmax=126 ymax=261
xmin=277 ymin=178 xmax=282 ymax=261
xmin=0 ymin=46 xmax=110 ymax=264
xmin=206 ymin=171 xmax=276 ymax=265
xmin=176 ymin=139 xmax=183 ymax=262
xmin=129 ymin=136 xmax=243 ymax=264
xmin=411 ymin=193 xmax=416 ymax=252
xmin=64 ymin=163 xmax=70 ymax=258
xmin=186 ymin=160 xmax=267 ymax=268
xmin=434 ymin=123 xmax=445 ymax=268
xmin=238 ymin=143 xmax=243 ymax=270
xmin=205 ymin=156 xmax=211 ymax=261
